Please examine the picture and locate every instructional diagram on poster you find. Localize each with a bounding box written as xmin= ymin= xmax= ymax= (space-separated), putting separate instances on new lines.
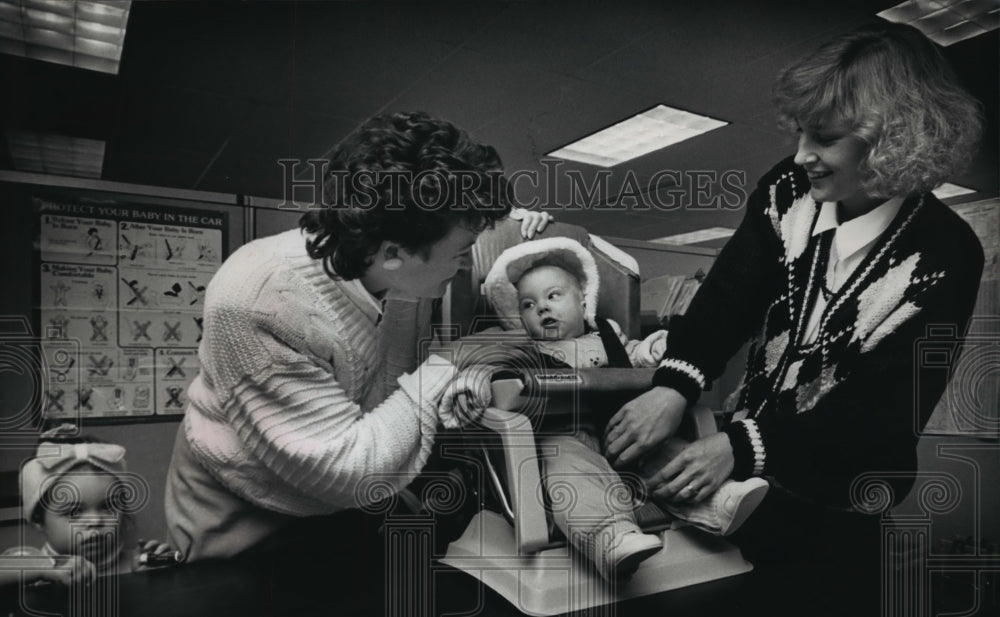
xmin=37 ymin=199 xmax=227 ymax=420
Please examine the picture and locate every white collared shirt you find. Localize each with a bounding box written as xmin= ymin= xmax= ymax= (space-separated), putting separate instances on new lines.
xmin=801 ymin=196 xmax=904 ymax=345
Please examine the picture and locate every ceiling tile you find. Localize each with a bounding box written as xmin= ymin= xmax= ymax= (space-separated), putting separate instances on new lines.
xmin=194 ymin=107 xmax=356 ymax=197
xmin=463 ymin=2 xmax=668 ymax=74
xmin=0 ymin=1 xmax=995 ymax=241
xmin=102 ymin=145 xmax=208 ymax=190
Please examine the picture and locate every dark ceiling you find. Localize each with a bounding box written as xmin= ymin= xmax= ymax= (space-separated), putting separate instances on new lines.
xmin=1 ymin=0 xmax=997 ymax=245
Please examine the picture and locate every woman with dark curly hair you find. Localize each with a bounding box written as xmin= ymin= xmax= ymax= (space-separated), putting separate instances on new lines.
xmin=604 ymin=22 xmax=984 ymax=608
xmin=164 ymin=111 xmax=548 ymax=561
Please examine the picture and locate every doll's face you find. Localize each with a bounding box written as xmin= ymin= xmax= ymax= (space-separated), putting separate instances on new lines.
xmin=793 ymin=117 xmax=878 ymax=213
xmin=39 ymin=470 xmax=123 ymax=562
xmin=516 ymin=265 xmax=586 ymax=341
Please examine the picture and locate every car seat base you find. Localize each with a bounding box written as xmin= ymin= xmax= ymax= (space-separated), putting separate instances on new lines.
xmin=440 ymin=510 xmax=752 ymax=616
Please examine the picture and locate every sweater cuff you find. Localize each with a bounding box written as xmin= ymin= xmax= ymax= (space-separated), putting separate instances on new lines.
xmin=398 ymin=355 xmax=458 ymax=409
xmin=722 ymin=418 xmax=766 ymax=480
xmin=651 ymin=357 xmax=706 ymax=404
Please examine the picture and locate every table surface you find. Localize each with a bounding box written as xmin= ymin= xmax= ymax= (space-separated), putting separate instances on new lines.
xmin=5 ymin=529 xmax=986 ymax=617
xmin=7 ymin=559 xmax=754 ymax=617
xmin=0 ymin=541 xmax=888 ymax=617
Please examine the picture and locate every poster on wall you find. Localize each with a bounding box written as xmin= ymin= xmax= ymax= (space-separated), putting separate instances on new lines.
xmin=36 ymin=198 xmax=228 ymax=421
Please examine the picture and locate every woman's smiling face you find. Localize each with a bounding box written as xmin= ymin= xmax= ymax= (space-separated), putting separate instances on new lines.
xmin=793 ymin=118 xmax=876 ymax=213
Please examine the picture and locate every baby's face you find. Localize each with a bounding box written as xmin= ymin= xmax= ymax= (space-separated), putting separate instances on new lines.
xmin=40 ymin=471 xmax=123 ymax=561
xmin=516 ymin=265 xmax=586 ymax=341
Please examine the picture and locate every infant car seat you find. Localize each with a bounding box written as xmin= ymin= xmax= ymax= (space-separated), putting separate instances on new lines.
xmin=434 ymin=218 xmax=752 ymax=615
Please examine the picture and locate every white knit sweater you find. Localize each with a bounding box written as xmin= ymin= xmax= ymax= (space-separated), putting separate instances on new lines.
xmin=181 ymin=229 xmax=457 ymax=517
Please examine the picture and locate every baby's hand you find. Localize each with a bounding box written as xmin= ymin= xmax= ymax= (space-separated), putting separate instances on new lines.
xmin=50 ymin=555 xmax=97 ymax=585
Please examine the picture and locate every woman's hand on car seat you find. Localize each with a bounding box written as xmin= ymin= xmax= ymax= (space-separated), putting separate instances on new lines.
xmin=603 ymin=386 xmax=687 ymax=468
xmin=438 ymin=365 xmax=497 ymax=429
xmin=642 ymin=433 xmax=734 ymax=504
xmin=510 ymin=208 xmax=555 ymax=239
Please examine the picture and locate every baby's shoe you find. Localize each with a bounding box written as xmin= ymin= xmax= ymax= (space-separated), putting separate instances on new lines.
xmin=666 ymin=477 xmax=768 ymax=536
xmin=596 ymin=530 xmax=663 ymax=581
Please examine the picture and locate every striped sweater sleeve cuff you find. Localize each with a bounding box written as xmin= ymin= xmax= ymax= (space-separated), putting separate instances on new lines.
xmin=397 ymin=354 xmax=458 ymax=418
xmin=651 ymin=357 xmax=706 ymax=404
xmin=722 ymin=418 xmax=766 ymax=480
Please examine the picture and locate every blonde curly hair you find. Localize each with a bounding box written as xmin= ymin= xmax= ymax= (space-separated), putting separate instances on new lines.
xmin=773 ymin=22 xmax=982 ymax=197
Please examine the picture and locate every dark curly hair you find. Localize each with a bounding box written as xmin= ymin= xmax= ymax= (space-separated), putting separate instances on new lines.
xmin=773 ymin=22 xmax=982 ymax=197
xmin=300 ymin=111 xmax=513 ymax=280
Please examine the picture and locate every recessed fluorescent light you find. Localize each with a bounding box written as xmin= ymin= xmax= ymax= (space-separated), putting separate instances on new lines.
xmin=548 ymin=105 xmax=728 ymax=167
xmin=878 ymin=0 xmax=999 ymax=46
xmin=6 ymin=131 xmax=105 ymax=178
xmin=651 ymin=227 xmax=735 ymax=245
xmin=932 ymin=182 xmax=976 ymax=199
xmin=0 ymin=0 xmax=131 ymax=74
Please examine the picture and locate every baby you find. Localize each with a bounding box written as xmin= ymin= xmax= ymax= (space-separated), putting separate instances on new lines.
xmin=0 ymin=425 xmax=177 ymax=588
xmin=481 ymin=237 xmax=767 ymax=580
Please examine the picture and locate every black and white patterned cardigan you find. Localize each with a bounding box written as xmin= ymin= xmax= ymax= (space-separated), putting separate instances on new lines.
xmin=652 ymin=157 xmax=984 ymax=508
